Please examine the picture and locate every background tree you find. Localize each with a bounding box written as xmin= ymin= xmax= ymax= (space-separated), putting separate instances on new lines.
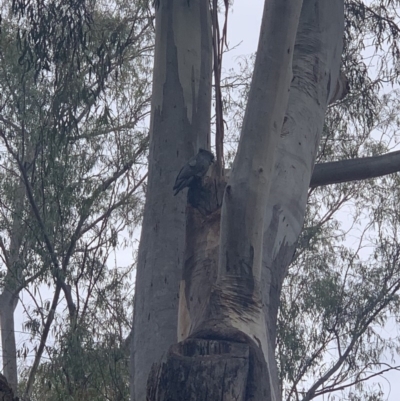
xmin=0 ymin=0 xmax=153 ymax=398
xmin=21 ymin=263 xmax=134 ymax=401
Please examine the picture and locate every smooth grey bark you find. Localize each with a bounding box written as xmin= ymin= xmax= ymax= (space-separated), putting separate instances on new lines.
xmin=219 ymin=0 xmax=302 ymax=286
xmin=0 ymin=292 xmax=18 ymax=392
xmin=310 ymin=149 xmax=400 ymax=188
xmin=130 ymin=1 xmax=212 ymax=400
xmin=0 ymin=181 xmax=26 ymax=392
xmin=217 ymin=0 xmax=302 ymax=328
xmin=261 ymin=0 xmax=344 ymax=394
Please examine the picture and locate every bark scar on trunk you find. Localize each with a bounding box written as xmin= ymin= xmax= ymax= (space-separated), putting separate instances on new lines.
xmin=187 ymin=174 xmax=226 ymax=215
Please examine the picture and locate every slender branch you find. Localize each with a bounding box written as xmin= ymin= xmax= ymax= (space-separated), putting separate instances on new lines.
xmin=315 ymin=365 xmax=400 ymax=397
xmin=23 ymin=284 xmax=47 ymax=328
xmin=0 ymin=130 xmax=76 ymax=317
xmin=24 ymin=283 xmax=61 ymax=398
xmin=12 ymin=265 xmax=48 ymax=296
xmin=79 ymin=173 xmax=147 ymax=237
xmin=66 ymin=114 xmax=150 ymax=143
xmin=0 ymin=115 xmax=24 ymax=134
xmin=286 ymin=336 xmax=334 ymax=401
xmin=63 ymin=158 xmax=140 ymax=269
xmin=302 ymin=282 xmax=400 ymax=401
xmin=211 ymin=0 xmax=226 ymax=177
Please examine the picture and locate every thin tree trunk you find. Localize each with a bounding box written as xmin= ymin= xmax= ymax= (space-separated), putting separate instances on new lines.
xmin=0 ymin=291 xmax=18 ymax=392
xmin=130 ymin=0 xmax=212 ymax=399
xmin=0 ymin=179 xmax=27 ymax=393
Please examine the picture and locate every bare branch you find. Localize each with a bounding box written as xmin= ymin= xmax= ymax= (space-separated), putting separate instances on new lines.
xmin=315 ymin=364 xmax=400 ymax=397
xmin=302 ymin=282 xmax=400 ymax=401
xmin=24 ymin=283 xmax=61 ymax=398
xmin=311 ymin=150 xmax=400 ymax=188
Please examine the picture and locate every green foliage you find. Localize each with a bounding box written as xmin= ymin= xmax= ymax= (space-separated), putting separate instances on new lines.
xmin=21 ymin=266 xmax=133 ymax=401
xmin=0 ymin=0 xmax=153 ymax=398
xmin=0 ymin=3 xmax=150 ymax=286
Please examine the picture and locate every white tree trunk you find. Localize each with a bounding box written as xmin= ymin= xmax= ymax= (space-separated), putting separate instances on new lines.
xmin=216 ymin=0 xmax=302 ymax=354
xmin=0 ymin=181 xmax=26 ymax=392
xmin=0 ymin=292 xmax=18 ymax=392
xmin=130 ymin=1 xmax=212 ymax=400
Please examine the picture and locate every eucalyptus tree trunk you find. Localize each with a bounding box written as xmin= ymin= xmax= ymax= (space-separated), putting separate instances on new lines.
xmin=129 ymin=0 xmax=212 ymax=400
xmin=145 ymin=0 xmax=345 ymax=400
xmin=0 ymin=183 xmax=26 ymax=392
xmin=262 ymin=0 xmax=344 ymax=394
xmin=0 ymin=294 xmax=18 ymax=392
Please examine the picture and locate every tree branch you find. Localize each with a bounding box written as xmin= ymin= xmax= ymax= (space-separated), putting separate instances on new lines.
xmin=79 ymin=173 xmax=147 ymax=237
xmin=0 ymin=130 xmax=77 ymax=318
xmin=24 ymin=283 xmax=61 ymax=398
xmin=314 ymin=364 xmax=400 ymax=397
xmin=63 ymin=141 xmax=146 ymax=269
xmin=302 ymin=281 xmax=400 ymax=401
xmin=311 ymin=150 xmax=400 ymax=188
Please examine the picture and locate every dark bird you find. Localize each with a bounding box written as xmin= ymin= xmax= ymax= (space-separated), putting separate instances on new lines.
xmin=173 ymin=148 xmax=215 ymax=196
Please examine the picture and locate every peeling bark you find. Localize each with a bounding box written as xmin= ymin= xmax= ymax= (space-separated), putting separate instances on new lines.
xmin=178 ymin=175 xmax=225 ymax=341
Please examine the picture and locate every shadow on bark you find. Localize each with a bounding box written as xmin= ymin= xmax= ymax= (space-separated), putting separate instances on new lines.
xmin=0 ymin=374 xmax=19 ymax=401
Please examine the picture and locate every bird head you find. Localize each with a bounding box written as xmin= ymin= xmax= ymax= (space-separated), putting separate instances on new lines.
xmin=199 ymin=148 xmax=215 ymax=164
